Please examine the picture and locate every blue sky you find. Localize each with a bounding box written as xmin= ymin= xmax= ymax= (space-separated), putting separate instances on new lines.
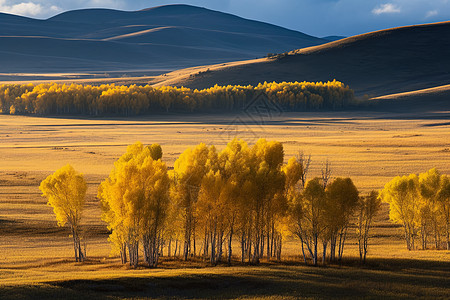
xmin=0 ymin=0 xmax=449 ymax=36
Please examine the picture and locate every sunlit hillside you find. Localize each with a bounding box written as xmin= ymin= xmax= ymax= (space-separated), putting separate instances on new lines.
xmin=155 ymin=21 xmax=450 ymax=100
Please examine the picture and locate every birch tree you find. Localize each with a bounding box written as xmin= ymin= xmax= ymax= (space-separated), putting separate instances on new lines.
xmin=98 ymin=142 xmax=170 ymax=267
xmin=324 ymin=177 xmax=359 ymax=262
xmin=356 ymin=191 xmax=381 ymax=263
xmin=217 ymin=139 xmax=251 ymax=265
xmin=250 ymin=139 xmax=285 ymax=263
xmin=40 ymin=164 xmax=87 ymax=262
xmin=197 ymin=170 xmax=225 ymax=265
xmin=437 ymin=175 xmax=450 ymax=250
xmin=419 ymin=168 xmax=443 ymax=249
xmin=283 ymin=157 xmax=306 ymax=263
xmin=380 ymin=174 xmax=420 ymax=250
xmin=291 ymin=178 xmax=327 ymax=265
xmin=172 ymin=143 xmax=216 ymax=260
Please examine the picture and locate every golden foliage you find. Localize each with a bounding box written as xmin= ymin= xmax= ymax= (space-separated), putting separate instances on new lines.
xmin=0 ymin=80 xmax=354 ymax=116
xmin=39 ymin=164 xmax=87 ymax=261
xmin=98 ymin=141 xmax=170 ymax=267
xmin=37 ymin=139 xmax=450 ymax=267
xmin=380 ymin=169 xmax=450 ymax=250
xmin=40 ymin=164 xmax=86 ymax=228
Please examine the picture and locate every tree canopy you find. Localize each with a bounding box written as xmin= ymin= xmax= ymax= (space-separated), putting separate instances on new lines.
xmin=40 ymin=141 xmax=449 ymax=267
xmin=380 ymin=169 xmax=450 ymax=250
xmin=98 ymin=142 xmax=170 ymax=267
xmin=39 ymin=164 xmax=87 ymax=262
xmin=0 ymin=80 xmax=355 ymax=116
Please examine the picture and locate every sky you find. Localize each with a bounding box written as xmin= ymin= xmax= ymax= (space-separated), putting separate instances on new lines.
xmin=0 ymin=0 xmax=449 ymax=37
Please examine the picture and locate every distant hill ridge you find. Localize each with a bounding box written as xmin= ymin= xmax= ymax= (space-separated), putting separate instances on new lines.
xmin=0 ymin=4 xmax=327 ymax=73
xmin=155 ymin=21 xmax=450 ymax=98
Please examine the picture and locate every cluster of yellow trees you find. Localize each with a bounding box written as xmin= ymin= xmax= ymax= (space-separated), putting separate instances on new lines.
xmin=40 ymin=139 xmax=385 ymax=267
xmin=0 ymin=81 xmax=354 ymax=116
xmin=380 ymin=169 xmax=450 ymax=251
xmin=98 ymin=143 xmax=168 ymax=267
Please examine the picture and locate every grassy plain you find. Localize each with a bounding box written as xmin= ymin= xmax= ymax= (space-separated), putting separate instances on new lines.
xmin=0 ymin=111 xmax=449 ymax=298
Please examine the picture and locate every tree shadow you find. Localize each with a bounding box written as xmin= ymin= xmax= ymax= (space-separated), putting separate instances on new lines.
xmin=2 ymin=257 xmax=448 ymax=299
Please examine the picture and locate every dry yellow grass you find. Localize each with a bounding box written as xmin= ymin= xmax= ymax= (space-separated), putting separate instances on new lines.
xmin=0 ymin=111 xmax=449 ymax=298
xmin=1 ymin=111 xmax=448 ymax=187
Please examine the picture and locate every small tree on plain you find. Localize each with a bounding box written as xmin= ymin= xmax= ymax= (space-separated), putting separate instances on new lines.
xmin=40 ymin=164 xmax=87 ymax=262
xmin=324 ymin=177 xmax=359 ymax=262
xmin=357 ymin=191 xmax=381 ymax=263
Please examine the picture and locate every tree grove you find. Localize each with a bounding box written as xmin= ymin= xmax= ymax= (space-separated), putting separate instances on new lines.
xmin=0 ymin=80 xmax=355 ymax=116
xmin=41 ymin=141 xmax=449 ymax=267
xmin=380 ymin=169 xmax=450 ymax=250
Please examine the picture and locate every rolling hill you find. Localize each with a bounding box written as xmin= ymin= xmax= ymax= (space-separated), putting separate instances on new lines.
xmin=0 ymin=4 xmax=326 ymax=73
xmin=155 ymin=21 xmax=450 ymax=99
xmin=370 ymin=84 xmax=450 ymax=111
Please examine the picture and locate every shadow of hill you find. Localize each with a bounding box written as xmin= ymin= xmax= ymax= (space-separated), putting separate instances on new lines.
xmin=0 ymin=5 xmax=327 ymax=73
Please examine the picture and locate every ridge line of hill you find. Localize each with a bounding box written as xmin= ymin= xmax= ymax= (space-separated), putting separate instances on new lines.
xmin=153 ymin=20 xmax=450 ymax=105
xmin=0 ymin=4 xmax=327 ymax=74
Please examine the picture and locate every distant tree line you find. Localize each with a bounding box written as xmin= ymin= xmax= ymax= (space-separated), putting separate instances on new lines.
xmin=40 ymin=139 xmax=388 ymax=267
xmin=0 ymin=81 xmax=355 ymax=116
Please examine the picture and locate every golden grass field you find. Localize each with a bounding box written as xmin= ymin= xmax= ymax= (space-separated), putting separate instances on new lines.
xmin=1 ymin=111 xmax=449 ymax=299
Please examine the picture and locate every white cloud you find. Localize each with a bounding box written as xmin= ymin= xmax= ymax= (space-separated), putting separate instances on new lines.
xmin=372 ymin=3 xmax=401 ymax=15
xmin=425 ymin=9 xmax=438 ymax=18
xmin=0 ymin=0 xmax=449 ymax=36
xmin=84 ymin=0 xmax=126 ymax=9
xmin=0 ymin=1 xmax=41 ymax=16
xmin=0 ymin=0 xmax=61 ymax=17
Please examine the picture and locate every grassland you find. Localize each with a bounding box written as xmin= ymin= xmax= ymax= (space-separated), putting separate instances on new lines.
xmin=1 ymin=111 xmax=449 ymax=298
xmin=1 ymin=259 xmax=449 ymax=299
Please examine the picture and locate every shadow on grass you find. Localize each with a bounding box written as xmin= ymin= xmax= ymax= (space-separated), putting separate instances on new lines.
xmin=1 ymin=257 xmax=449 ymax=299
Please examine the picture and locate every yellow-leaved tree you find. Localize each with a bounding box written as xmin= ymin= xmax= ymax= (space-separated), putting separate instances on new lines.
xmin=283 ymin=156 xmax=306 ymax=262
xmin=293 ymin=178 xmax=328 ymax=266
xmin=98 ymin=142 xmax=170 ymax=267
xmin=418 ymin=168 xmax=442 ymax=249
xmin=324 ymin=177 xmax=359 ymax=262
xmin=40 ymin=164 xmax=87 ymax=262
xmin=437 ymin=175 xmax=450 ymax=250
xmin=172 ymin=143 xmax=215 ymax=261
xmin=197 ymin=169 xmax=225 ymax=265
xmin=249 ymin=139 xmax=286 ymax=263
xmin=217 ymin=138 xmax=253 ymax=264
xmin=381 ymin=169 xmax=449 ymax=250
xmin=356 ymin=191 xmax=381 ymax=263
xmin=380 ymin=174 xmax=420 ymax=250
